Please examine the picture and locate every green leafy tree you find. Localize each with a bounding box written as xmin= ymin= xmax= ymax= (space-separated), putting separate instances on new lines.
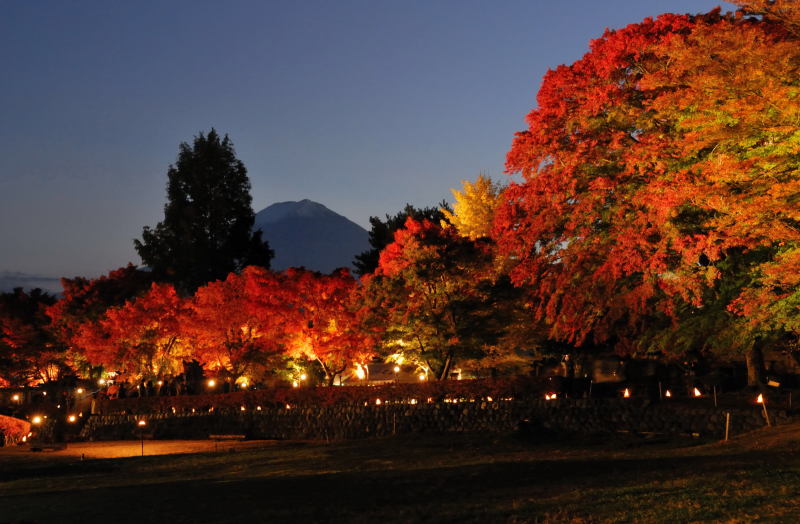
xmin=365 ymin=218 xmax=537 ymax=380
xmin=353 ymin=202 xmax=451 ymax=276
xmin=135 ymin=129 xmax=273 ymax=292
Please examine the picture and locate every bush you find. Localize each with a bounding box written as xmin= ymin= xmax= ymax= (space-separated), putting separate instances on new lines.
xmin=0 ymin=414 xmax=31 ymax=446
xmin=95 ymin=377 xmax=551 ymax=414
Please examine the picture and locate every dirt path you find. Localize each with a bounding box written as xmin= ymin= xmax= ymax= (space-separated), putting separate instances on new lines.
xmin=0 ymin=439 xmax=279 ymax=464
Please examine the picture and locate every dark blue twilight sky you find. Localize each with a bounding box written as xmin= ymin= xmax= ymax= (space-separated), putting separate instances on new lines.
xmin=0 ymin=0 xmax=734 ymax=289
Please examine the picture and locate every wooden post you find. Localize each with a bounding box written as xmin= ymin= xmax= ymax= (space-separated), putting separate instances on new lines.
xmin=588 ymin=380 xmax=593 ymax=399
xmin=789 ymin=391 xmax=793 ymax=411
xmin=762 ymin=400 xmax=772 ymax=427
xmin=658 ymin=381 xmax=662 ymax=400
xmin=724 ymin=411 xmax=730 ymax=441
xmin=713 ymin=386 xmax=717 ymax=408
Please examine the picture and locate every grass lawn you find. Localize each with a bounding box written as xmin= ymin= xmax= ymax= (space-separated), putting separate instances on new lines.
xmin=2 ymin=423 xmax=800 ymax=523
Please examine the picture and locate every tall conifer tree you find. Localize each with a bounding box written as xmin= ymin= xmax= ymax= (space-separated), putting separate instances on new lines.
xmin=135 ymin=130 xmax=273 ymax=292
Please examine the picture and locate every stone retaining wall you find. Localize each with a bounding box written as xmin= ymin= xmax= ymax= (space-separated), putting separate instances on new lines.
xmin=78 ymin=398 xmax=789 ymax=442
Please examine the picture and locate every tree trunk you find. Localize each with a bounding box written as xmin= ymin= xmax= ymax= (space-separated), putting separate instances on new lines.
xmin=438 ymin=352 xmax=453 ymax=381
xmin=745 ymin=344 xmax=766 ymax=386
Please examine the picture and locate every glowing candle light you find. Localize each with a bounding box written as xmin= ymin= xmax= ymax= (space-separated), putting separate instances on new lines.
xmin=665 ymin=390 xmax=672 ymax=398
xmin=693 ymin=387 xmax=702 ymax=397
xmin=623 ymin=388 xmax=631 ymax=398
xmin=757 ymin=393 xmax=764 ymax=404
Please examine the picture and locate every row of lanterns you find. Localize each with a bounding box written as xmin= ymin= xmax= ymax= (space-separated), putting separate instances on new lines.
xmin=542 ymin=386 xmax=770 ymax=404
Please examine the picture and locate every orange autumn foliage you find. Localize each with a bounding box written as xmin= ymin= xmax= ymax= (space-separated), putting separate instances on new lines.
xmin=75 ymin=283 xmax=189 ymax=379
xmin=186 ymin=269 xmax=283 ymax=377
xmin=278 ymin=268 xmax=375 ymax=385
xmin=497 ymin=6 xmax=800 ymax=348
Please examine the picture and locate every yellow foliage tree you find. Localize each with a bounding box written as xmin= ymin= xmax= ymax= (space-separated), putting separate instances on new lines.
xmin=441 ymin=175 xmax=502 ymax=240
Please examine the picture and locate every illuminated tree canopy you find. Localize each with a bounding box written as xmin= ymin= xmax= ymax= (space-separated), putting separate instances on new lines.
xmin=495 ymin=2 xmax=800 ymax=382
xmin=442 ymin=175 xmax=502 ymax=240
xmin=4 ymin=3 xmax=800 ymax=388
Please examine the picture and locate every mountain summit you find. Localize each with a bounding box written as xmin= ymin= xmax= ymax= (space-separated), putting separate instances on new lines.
xmin=254 ymin=200 xmax=369 ymax=273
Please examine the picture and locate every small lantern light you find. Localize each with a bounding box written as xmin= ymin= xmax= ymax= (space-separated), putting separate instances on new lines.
xmin=393 ymin=365 xmax=400 ymax=373
xmin=207 ymin=378 xmax=216 ymax=388
xmin=31 ymin=416 xmax=42 ymax=425
xmin=623 ymin=388 xmax=631 ymax=398
xmin=12 ymin=393 xmax=20 ymax=402
xmin=375 ymin=398 xmax=382 ymax=405
xmin=693 ymin=387 xmax=702 ymax=397
xmin=76 ymin=388 xmax=84 ymax=394
xmin=757 ymin=393 xmax=764 ymax=404
xmin=68 ymin=415 xmax=77 ymax=423
xmin=138 ymin=419 xmax=146 ymax=426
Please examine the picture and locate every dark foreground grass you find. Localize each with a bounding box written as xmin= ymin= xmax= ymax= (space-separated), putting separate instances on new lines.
xmin=2 ymin=425 xmax=800 ymax=524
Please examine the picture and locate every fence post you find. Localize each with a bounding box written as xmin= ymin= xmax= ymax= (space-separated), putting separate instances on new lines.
xmin=724 ymin=411 xmax=730 ymax=441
